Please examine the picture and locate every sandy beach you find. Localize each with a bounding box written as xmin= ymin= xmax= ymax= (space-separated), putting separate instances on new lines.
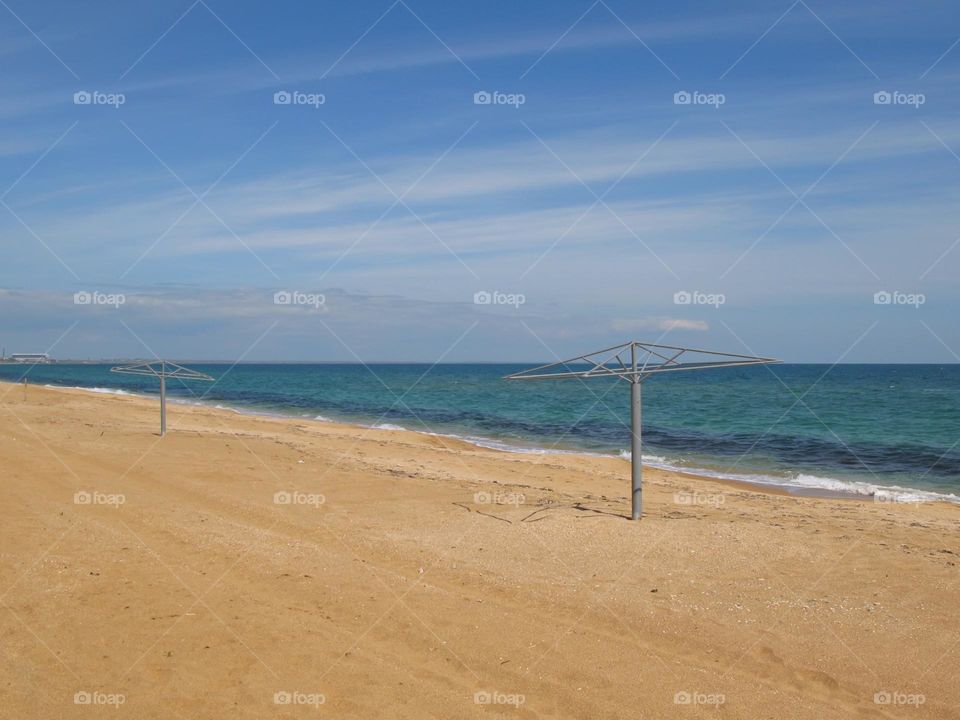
xmin=1 ymin=380 xmax=957 ymax=718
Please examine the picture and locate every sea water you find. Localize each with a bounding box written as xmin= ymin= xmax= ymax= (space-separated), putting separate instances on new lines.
xmin=2 ymin=363 xmax=957 ymax=503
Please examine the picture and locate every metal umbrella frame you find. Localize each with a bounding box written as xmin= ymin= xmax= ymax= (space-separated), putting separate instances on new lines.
xmin=110 ymin=361 xmax=215 ymax=436
xmin=505 ymin=341 xmax=781 ymax=519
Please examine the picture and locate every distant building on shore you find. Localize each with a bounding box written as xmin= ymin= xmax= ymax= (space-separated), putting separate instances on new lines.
xmin=7 ymin=353 xmax=52 ymax=364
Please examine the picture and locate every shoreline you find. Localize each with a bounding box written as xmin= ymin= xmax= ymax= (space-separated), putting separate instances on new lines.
xmin=2 ymin=379 xmax=958 ymax=719
xmin=22 ymin=378 xmax=960 ymax=507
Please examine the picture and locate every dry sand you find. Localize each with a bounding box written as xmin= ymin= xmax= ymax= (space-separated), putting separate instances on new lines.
xmin=0 ymin=381 xmax=957 ymax=719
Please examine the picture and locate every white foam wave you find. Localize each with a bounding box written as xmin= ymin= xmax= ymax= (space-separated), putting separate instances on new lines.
xmin=632 ymin=461 xmax=960 ymax=505
xmin=788 ymin=474 xmax=958 ymax=504
xmin=618 ymin=449 xmax=668 ymax=464
xmin=48 ymin=384 xmax=131 ymax=396
xmin=367 ymin=423 xmax=405 ymax=431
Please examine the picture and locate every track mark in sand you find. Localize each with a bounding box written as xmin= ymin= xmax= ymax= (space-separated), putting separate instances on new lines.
xmin=758 ymin=645 xmax=841 ymax=694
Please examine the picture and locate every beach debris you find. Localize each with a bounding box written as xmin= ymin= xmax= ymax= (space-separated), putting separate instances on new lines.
xmin=452 ymin=501 xmax=512 ymax=523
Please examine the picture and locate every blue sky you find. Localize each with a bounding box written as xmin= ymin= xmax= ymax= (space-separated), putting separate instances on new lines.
xmin=2 ymin=0 xmax=960 ymax=361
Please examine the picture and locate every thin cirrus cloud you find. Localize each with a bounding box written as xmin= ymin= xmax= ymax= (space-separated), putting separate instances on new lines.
xmin=14 ymin=119 xmax=959 ymax=263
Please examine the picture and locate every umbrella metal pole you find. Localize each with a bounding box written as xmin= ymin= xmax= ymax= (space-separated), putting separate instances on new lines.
xmin=160 ymin=374 xmax=166 ymax=436
xmin=631 ymin=379 xmax=642 ymax=520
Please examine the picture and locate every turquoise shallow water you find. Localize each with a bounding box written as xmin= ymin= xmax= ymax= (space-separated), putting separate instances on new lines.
xmin=2 ymin=363 xmax=958 ymax=502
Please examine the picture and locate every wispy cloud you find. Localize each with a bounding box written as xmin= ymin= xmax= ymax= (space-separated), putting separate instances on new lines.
xmin=610 ymin=317 xmax=708 ymax=333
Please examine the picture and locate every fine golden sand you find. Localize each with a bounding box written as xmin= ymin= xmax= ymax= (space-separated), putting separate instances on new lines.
xmin=1 ymin=381 xmax=958 ymax=719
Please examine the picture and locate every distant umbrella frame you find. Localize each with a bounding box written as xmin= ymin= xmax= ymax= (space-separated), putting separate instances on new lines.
xmin=110 ymin=361 xmax=214 ymax=436
xmin=505 ymin=341 xmax=781 ymax=519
